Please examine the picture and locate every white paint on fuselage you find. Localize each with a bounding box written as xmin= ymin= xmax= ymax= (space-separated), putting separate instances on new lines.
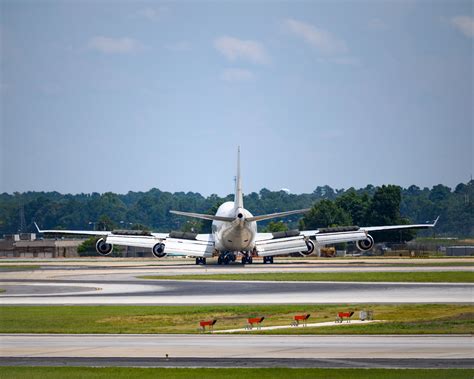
xmin=212 ymin=202 xmax=257 ymax=252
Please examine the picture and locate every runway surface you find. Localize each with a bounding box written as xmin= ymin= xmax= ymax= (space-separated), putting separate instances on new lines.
xmin=0 ymin=259 xmax=473 ymax=304
xmin=1 ymin=260 xmax=473 ymax=369
xmin=2 ymin=334 xmax=472 ymax=359
xmin=0 ymin=278 xmax=472 ymax=304
xmin=2 ymin=356 xmax=472 ymax=369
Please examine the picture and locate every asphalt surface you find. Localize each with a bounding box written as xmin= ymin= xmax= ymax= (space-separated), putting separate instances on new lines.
xmin=0 ymin=277 xmax=472 ymax=304
xmin=1 ymin=357 xmax=472 ymax=369
xmin=1 ymin=261 xmax=473 ymax=369
xmin=1 ymin=334 xmax=472 ymax=359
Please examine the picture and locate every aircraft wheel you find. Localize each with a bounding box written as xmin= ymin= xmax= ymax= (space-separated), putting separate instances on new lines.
xmin=195 ymin=258 xmax=200 ymax=265
xmin=223 ymin=256 xmax=230 ymax=265
xmin=217 ymin=256 xmax=223 ymax=265
xmin=248 ymin=257 xmax=253 ymax=264
xmin=202 ymin=258 xmax=206 ymax=265
xmin=269 ymin=256 xmax=274 ymax=264
xmin=241 ymin=257 xmax=247 ymax=265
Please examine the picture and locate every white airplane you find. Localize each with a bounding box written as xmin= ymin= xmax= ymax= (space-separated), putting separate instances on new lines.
xmin=35 ymin=148 xmax=438 ymax=265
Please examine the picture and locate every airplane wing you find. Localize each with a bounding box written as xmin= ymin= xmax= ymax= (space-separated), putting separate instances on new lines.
xmin=255 ymin=217 xmax=439 ymax=257
xmin=299 ymin=216 xmax=439 ymax=238
xmin=34 ymin=223 xmax=214 ymax=258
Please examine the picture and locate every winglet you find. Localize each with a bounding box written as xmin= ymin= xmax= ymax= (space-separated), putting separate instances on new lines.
xmin=433 ymin=215 xmax=440 ymax=227
xmin=34 ymin=222 xmax=42 ymax=233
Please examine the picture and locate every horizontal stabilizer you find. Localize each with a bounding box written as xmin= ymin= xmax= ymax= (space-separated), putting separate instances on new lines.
xmin=246 ymin=208 xmax=310 ymax=223
xmin=169 ymin=210 xmax=234 ymax=222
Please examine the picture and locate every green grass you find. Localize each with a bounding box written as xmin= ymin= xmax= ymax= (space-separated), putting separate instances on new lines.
xmin=385 ymin=262 xmax=474 ymax=267
xmin=0 ymin=265 xmax=40 ymax=271
xmin=141 ymin=271 xmax=474 ymax=283
xmin=0 ymin=304 xmax=472 ymax=335
xmin=0 ymin=367 xmax=472 ymax=379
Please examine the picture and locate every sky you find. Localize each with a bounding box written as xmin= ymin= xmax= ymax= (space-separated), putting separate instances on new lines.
xmin=1 ymin=1 xmax=472 ymax=197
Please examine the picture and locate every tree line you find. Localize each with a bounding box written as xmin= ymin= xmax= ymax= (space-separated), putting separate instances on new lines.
xmin=0 ymin=181 xmax=472 ymax=240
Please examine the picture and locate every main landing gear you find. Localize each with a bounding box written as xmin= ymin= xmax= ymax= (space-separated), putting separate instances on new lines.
xmin=241 ymin=255 xmax=253 ymax=265
xmin=217 ymin=251 xmax=236 ymax=265
xmin=195 ymin=257 xmax=206 ymax=265
xmin=263 ymin=256 xmax=274 ymax=264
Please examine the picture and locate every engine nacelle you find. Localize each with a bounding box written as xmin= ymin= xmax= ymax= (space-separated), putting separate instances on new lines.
xmin=152 ymin=243 xmax=166 ymax=258
xmin=300 ymin=239 xmax=315 ymax=256
xmin=95 ymin=238 xmax=113 ymax=256
xmin=356 ymin=234 xmax=374 ymax=251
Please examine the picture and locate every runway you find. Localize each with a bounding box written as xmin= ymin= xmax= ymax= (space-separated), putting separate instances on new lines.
xmin=3 ymin=356 xmax=472 ymax=369
xmin=1 ymin=260 xmax=473 ymax=369
xmin=1 ymin=334 xmax=472 ymax=361
xmin=0 ymin=259 xmax=473 ymax=304
xmin=0 ymin=278 xmax=472 ymax=304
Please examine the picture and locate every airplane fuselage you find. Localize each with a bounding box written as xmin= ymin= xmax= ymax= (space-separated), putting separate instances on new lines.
xmin=212 ymin=201 xmax=257 ymax=252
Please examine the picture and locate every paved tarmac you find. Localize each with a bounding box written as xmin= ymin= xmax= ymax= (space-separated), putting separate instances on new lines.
xmin=1 ymin=260 xmax=473 ymax=369
xmin=2 ymin=334 xmax=472 ymax=359
xmin=0 ymin=278 xmax=472 ymax=304
xmin=0 ymin=357 xmax=474 ymax=369
xmin=1 ymin=357 xmax=472 ymax=369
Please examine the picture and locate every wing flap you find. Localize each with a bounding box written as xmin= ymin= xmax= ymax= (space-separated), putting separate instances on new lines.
xmin=255 ymin=236 xmax=308 ymax=257
xmin=315 ymin=230 xmax=368 ymax=245
xmin=106 ymin=234 xmax=158 ymax=248
xmin=164 ymin=238 xmax=214 ymax=257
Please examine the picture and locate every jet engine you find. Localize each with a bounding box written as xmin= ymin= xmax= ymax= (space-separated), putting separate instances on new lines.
xmin=300 ymin=239 xmax=315 ymax=256
xmin=95 ymin=238 xmax=113 ymax=256
xmin=152 ymin=243 xmax=166 ymax=258
xmin=356 ymin=234 xmax=374 ymax=251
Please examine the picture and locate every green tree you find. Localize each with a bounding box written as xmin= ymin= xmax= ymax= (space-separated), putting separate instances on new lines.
xmin=261 ymin=221 xmax=289 ymax=233
xmin=299 ymin=200 xmax=352 ymax=230
xmin=335 ymin=189 xmax=370 ymax=226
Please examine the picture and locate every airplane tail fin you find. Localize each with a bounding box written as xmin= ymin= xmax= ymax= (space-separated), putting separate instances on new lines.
xmin=234 ymin=146 xmax=243 ymax=210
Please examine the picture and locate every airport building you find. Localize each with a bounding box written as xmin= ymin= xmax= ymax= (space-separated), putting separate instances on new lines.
xmin=0 ymin=233 xmax=83 ymax=258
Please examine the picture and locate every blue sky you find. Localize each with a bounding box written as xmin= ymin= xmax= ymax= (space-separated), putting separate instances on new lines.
xmin=1 ymin=1 xmax=472 ymax=196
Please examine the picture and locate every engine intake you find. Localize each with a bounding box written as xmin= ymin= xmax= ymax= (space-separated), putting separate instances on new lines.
xmin=152 ymin=243 xmax=166 ymax=258
xmin=301 ymin=239 xmax=315 ymax=256
xmin=95 ymin=238 xmax=113 ymax=256
xmin=356 ymin=234 xmax=374 ymax=251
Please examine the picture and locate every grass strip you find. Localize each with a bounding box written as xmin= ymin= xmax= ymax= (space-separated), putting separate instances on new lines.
xmin=141 ymin=271 xmax=474 ymax=283
xmin=0 ymin=304 xmax=472 ymax=335
xmin=0 ymin=265 xmax=40 ymax=271
xmin=0 ymin=367 xmax=473 ymax=379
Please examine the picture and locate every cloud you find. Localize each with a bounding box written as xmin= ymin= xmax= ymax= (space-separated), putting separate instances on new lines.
xmin=220 ymin=68 xmax=254 ymax=82
xmin=214 ymin=36 xmax=268 ymax=64
xmin=284 ymin=18 xmax=348 ymax=55
xmin=450 ymin=16 xmax=474 ymax=38
xmin=87 ymin=36 xmax=144 ymax=54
